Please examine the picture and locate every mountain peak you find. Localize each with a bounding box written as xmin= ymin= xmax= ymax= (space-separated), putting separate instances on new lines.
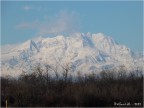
xmin=1 ymin=32 xmax=143 ymax=77
xmin=93 ymin=32 xmax=105 ymax=39
xmin=30 ymin=40 xmax=39 ymax=52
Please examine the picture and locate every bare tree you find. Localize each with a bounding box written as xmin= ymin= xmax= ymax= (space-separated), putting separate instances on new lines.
xmin=45 ymin=64 xmax=51 ymax=84
xmin=117 ymin=65 xmax=127 ymax=80
xmin=50 ymin=64 xmax=59 ymax=80
xmin=61 ymin=62 xmax=72 ymax=83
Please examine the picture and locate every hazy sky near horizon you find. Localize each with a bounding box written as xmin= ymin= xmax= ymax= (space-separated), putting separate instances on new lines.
xmin=1 ymin=1 xmax=143 ymax=52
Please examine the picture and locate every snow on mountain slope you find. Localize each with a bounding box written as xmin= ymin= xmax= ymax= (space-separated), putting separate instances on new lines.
xmin=1 ymin=33 xmax=143 ymax=76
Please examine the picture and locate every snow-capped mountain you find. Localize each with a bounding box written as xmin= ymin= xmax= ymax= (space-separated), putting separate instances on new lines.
xmin=1 ymin=33 xmax=143 ymax=76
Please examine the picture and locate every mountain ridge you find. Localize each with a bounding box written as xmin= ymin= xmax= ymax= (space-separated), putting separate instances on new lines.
xmin=1 ymin=32 xmax=143 ymax=76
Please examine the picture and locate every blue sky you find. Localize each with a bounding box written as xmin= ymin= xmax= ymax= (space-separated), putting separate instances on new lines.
xmin=1 ymin=1 xmax=143 ymax=52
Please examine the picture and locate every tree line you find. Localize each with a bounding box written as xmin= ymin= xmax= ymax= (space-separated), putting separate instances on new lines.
xmin=1 ymin=64 xmax=143 ymax=107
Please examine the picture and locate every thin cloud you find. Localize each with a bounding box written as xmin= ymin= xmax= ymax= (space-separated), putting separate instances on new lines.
xmin=16 ymin=10 xmax=81 ymax=35
xmin=15 ymin=21 xmax=39 ymax=29
xmin=23 ymin=5 xmax=47 ymax=11
xmin=38 ymin=10 xmax=80 ymax=35
xmin=23 ymin=6 xmax=33 ymax=11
